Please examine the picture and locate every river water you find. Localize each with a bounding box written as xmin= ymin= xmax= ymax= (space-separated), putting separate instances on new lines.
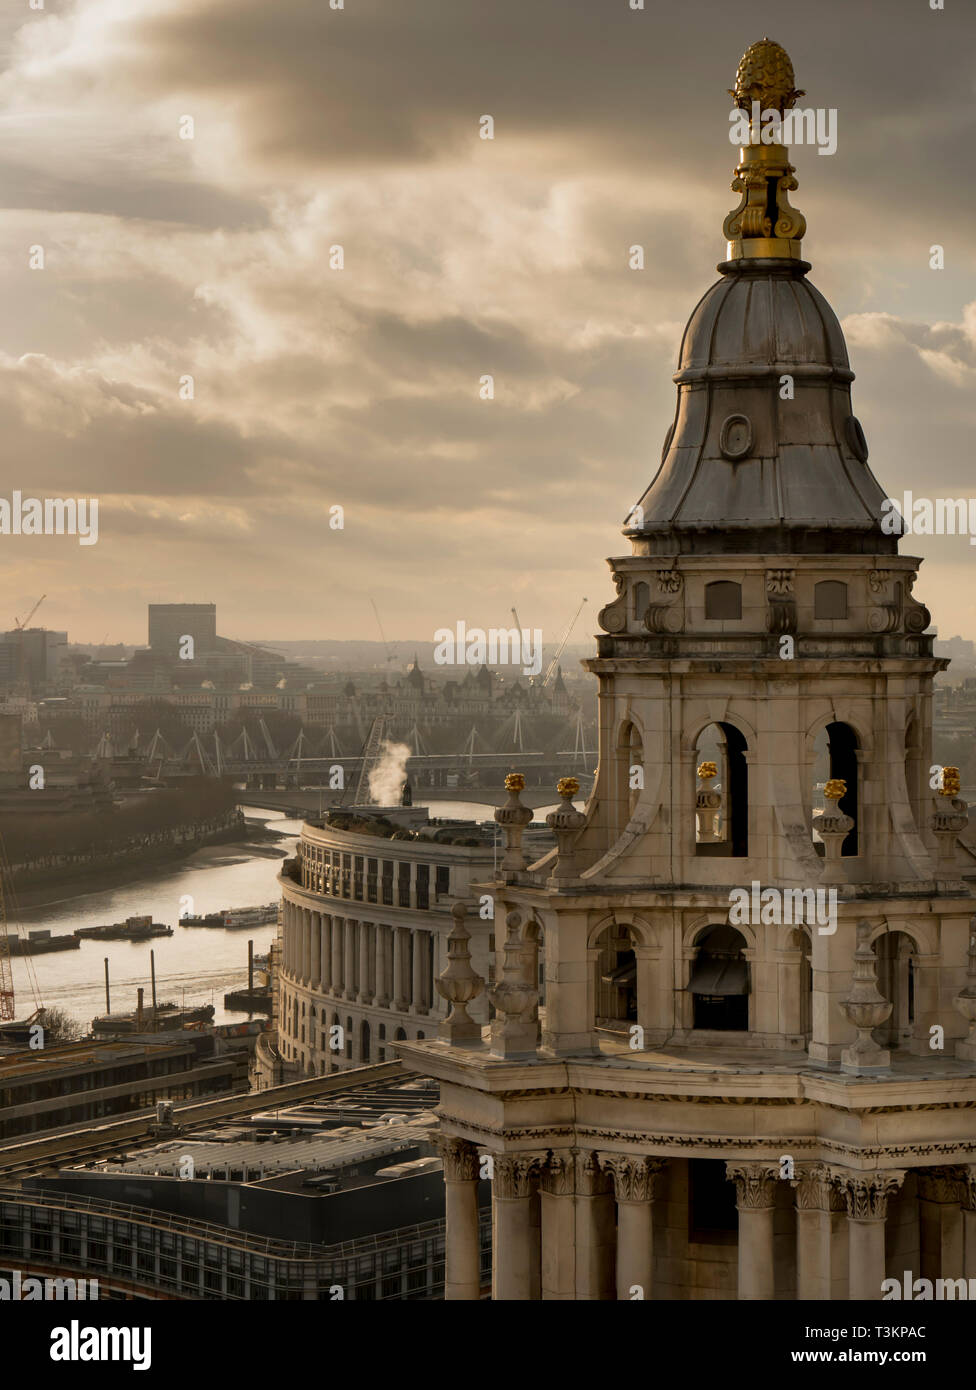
xmin=11 ymin=808 xmax=301 ymax=1030
xmin=9 ymin=798 xmax=576 ymax=1031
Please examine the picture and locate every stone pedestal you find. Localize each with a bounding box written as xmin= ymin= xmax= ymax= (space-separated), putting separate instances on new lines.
xmin=839 ymin=922 xmax=892 ymax=1074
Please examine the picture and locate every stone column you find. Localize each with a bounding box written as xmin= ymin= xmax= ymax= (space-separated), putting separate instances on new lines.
xmin=283 ymin=903 xmax=293 ymax=975
xmin=412 ymin=931 xmax=428 ymax=1014
xmin=834 ymin=1169 xmax=905 ymax=1300
xmin=343 ymin=919 xmax=356 ymax=1000
xmin=358 ymin=923 xmax=371 ymax=1004
xmin=492 ymin=1154 xmax=542 ymax=1301
xmin=540 ymin=1153 xmax=576 ymax=1300
xmin=792 ymin=1163 xmax=846 ymax=1300
xmin=320 ymin=915 xmax=332 ymax=993
xmin=310 ymin=911 xmax=321 ymax=989
xmin=331 ymin=916 xmax=343 ymax=995
xmin=727 ymin=1163 xmax=778 ymax=1300
xmin=288 ymin=902 xmax=298 ymax=977
xmin=435 ymin=1136 xmax=482 ymax=1300
xmin=574 ymin=1151 xmax=616 ymax=1300
xmin=961 ymin=1167 xmax=976 ymax=1279
xmin=917 ymin=1167 xmax=964 ymax=1283
xmin=375 ymin=925 xmax=390 ymax=1007
xmin=600 ymin=1154 xmax=664 ymax=1301
xmin=302 ymin=910 xmax=312 ymax=984
xmin=393 ymin=928 xmax=408 ymax=1011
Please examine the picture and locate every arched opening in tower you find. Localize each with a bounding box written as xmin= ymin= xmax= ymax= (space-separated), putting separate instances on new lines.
xmin=690 ymin=924 xmax=749 ymax=1031
xmin=595 ymin=922 xmax=638 ymax=1031
xmin=904 ymin=715 xmax=923 ymax=833
xmin=617 ymin=719 xmax=644 ymax=823
xmin=812 ymin=722 xmax=859 ymax=856
xmin=788 ymin=927 xmax=813 ymax=1043
xmin=695 ymin=722 xmax=748 ymax=857
xmin=874 ymin=930 xmax=916 ymax=1050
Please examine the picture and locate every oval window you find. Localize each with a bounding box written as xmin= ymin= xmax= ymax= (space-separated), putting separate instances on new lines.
xmin=845 ymin=416 xmax=869 ymax=462
xmin=719 ymin=414 xmax=753 ymax=461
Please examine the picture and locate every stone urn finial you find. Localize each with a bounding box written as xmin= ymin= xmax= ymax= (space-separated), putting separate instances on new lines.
xmin=435 ymin=903 xmax=485 ymax=1045
xmin=545 ymin=777 xmax=586 ymax=883
xmin=953 ymin=918 xmax=976 ymax=1061
xmin=696 ymin=761 xmax=722 ymax=841
xmin=839 ymin=921 xmax=893 ymax=1073
xmin=819 ymin=778 xmax=854 ymax=884
xmin=932 ymin=766 xmax=968 ymax=873
xmin=488 ymin=910 xmax=539 ymax=1058
xmin=495 ymin=772 xmax=534 ymax=875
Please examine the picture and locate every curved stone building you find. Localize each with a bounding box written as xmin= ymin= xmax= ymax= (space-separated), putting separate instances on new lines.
xmin=399 ymin=40 xmax=976 ymax=1301
xmin=265 ymin=806 xmax=552 ymax=1083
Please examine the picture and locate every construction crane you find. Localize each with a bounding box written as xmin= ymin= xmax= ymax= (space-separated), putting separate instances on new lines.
xmin=369 ymin=597 xmax=397 ymax=665
xmin=542 ymin=597 xmax=588 ymax=687
xmin=511 ymin=606 xmax=524 ymax=633
xmin=12 ymin=594 xmax=47 ymax=695
xmin=351 ymin=714 xmax=390 ymax=805
xmin=13 ymin=594 xmax=46 ymax=631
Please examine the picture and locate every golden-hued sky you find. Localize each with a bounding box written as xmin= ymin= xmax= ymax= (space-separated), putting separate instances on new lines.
xmin=0 ymin=0 xmax=973 ymax=648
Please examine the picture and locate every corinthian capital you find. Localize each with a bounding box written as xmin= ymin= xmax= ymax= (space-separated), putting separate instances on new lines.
xmin=915 ymin=1166 xmax=968 ymax=1206
xmin=433 ymin=1133 xmax=480 ymax=1183
xmin=540 ymin=1151 xmax=576 ymax=1197
xmin=831 ymin=1168 xmax=905 ymax=1221
xmin=494 ymin=1153 xmax=544 ymax=1199
xmin=726 ymin=1162 xmax=779 ymax=1210
xmin=791 ymin=1163 xmax=845 ymax=1212
xmin=598 ymin=1153 xmax=666 ymax=1203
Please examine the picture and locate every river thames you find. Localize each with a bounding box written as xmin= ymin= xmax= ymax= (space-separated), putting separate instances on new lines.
xmin=9 ymin=798 xmax=572 ymax=1030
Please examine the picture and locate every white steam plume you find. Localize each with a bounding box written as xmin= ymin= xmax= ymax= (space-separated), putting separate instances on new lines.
xmin=368 ymin=740 xmax=412 ymax=805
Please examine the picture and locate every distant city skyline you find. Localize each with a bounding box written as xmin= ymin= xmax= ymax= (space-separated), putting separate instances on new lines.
xmin=0 ymin=0 xmax=973 ymax=644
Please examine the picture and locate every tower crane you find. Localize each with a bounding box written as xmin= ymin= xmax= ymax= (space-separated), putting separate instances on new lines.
xmin=12 ymin=594 xmax=47 ymax=695
xmin=14 ymin=594 xmax=46 ymax=631
xmin=369 ymin=597 xmax=397 ymax=665
xmin=542 ymin=597 xmax=588 ymax=687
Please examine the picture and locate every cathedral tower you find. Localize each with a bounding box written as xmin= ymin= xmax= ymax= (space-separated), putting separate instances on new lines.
xmin=400 ymin=40 xmax=976 ymax=1303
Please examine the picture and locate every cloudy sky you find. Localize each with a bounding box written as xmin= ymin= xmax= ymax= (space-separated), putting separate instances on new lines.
xmin=0 ymin=0 xmax=973 ymax=648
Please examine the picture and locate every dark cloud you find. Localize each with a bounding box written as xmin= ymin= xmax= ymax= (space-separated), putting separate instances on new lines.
xmin=0 ymin=0 xmax=973 ymax=641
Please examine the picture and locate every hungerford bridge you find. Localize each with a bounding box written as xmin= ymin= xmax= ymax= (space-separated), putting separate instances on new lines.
xmin=90 ymin=713 xmax=593 ymax=792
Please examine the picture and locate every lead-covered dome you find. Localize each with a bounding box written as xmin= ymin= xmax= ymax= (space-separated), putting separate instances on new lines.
xmin=628 ymin=44 xmax=897 ymax=557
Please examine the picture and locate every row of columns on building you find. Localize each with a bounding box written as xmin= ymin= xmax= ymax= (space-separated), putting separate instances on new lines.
xmin=280 ymin=898 xmax=433 ymax=1013
xmin=300 ymin=851 xmax=423 ymax=906
xmin=433 ymin=1141 xmax=976 ymax=1301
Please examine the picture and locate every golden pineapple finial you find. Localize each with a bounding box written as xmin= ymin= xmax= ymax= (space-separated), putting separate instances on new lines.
xmin=723 ymin=39 xmax=807 ymax=262
xmin=729 ymin=38 xmax=804 ymax=115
